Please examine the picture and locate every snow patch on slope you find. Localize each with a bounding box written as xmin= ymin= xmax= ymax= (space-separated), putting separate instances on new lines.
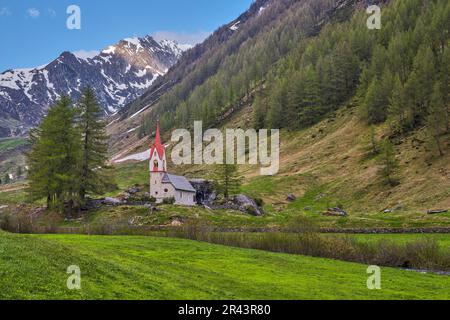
xmin=114 ymin=149 xmax=150 ymax=163
xmin=230 ymin=21 xmax=240 ymax=31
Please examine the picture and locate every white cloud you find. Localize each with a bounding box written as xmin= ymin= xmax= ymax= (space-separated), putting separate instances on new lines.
xmin=0 ymin=7 xmax=11 ymax=16
xmin=27 ymin=8 xmax=40 ymax=18
xmin=152 ymin=30 xmax=211 ymax=46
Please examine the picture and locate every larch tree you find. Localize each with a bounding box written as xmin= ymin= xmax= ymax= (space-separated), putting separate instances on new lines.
xmin=77 ymin=87 xmax=115 ymax=203
xmin=212 ymin=164 xmax=242 ymax=201
xmin=426 ymin=82 xmax=447 ymax=157
xmin=26 ymin=96 xmax=81 ymax=213
xmin=388 ymin=75 xmax=409 ymax=133
xmin=377 ymin=139 xmax=399 ymax=187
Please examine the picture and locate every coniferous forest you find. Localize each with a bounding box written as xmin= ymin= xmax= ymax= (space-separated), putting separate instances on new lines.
xmin=137 ymin=0 xmax=449 ymax=160
xmin=26 ymin=88 xmax=115 ymax=216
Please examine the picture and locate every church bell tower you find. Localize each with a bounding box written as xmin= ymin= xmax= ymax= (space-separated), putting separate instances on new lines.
xmin=149 ymin=122 xmax=167 ymax=200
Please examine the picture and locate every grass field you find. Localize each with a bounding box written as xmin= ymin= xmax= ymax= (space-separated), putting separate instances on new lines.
xmin=0 ymin=231 xmax=449 ymax=300
xmin=0 ymin=183 xmax=27 ymax=204
xmin=0 ymin=138 xmax=27 ymax=153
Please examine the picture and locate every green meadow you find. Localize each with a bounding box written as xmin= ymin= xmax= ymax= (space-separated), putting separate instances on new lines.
xmin=0 ymin=231 xmax=449 ymax=300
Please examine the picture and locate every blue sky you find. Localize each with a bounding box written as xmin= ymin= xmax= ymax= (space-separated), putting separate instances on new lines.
xmin=0 ymin=0 xmax=253 ymax=72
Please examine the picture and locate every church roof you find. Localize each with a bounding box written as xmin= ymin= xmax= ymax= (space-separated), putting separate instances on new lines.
xmin=162 ymin=173 xmax=196 ymax=193
xmin=150 ymin=122 xmax=165 ymax=160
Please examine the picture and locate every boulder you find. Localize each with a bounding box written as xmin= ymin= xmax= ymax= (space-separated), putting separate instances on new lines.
xmin=122 ymin=192 xmax=131 ymax=200
xmin=233 ymin=194 xmax=263 ymax=216
xmin=81 ymin=199 xmax=103 ymax=211
xmin=171 ymin=219 xmax=183 ymax=227
xmin=322 ymin=207 xmax=348 ymax=217
xmin=170 ymin=214 xmax=185 ymax=226
xmin=0 ymin=205 xmax=8 ymax=210
xmin=286 ymin=194 xmax=297 ymax=202
xmin=382 ymin=203 xmax=404 ymax=213
xmin=126 ymin=187 xmax=140 ymax=194
xmin=102 ymin=197 xmax=123 ymax=206
xmin=427 ymin=209 xmax=449 ymax=215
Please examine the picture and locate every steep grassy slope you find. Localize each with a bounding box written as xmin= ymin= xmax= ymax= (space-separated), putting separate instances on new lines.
xmin=0 ymin=231 xmax=449 ymax=300
xmin=106 ymin=0 xmax=358 ymax=156
xmin=237 ymin=105 xmax=450 ymax=214
xmin=0 ymin=137 xmax=28 ymax=178
xmin=106 ymin=0 xmax=449 ymax=224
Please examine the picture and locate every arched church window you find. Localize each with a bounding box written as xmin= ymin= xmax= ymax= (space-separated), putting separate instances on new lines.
xmin=153 ymin=159 xmax=159 ymax=170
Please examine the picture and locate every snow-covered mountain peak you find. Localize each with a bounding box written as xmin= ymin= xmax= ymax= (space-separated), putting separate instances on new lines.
xmin=0 ymin=35 xmax=185 ymax=137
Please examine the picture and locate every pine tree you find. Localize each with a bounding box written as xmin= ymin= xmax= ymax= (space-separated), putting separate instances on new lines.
xmin=368 ymin=125 xmax=379 ymax=155
xmin=388 ymin=75 xmax=409 ymax=133
xmin=409 ymin=46 xmax=436 ymax=124
xmin=16 ymin=166 xmax=22 ymax=178
xmin=378 ymin=139 xmax=399 ymax=186
xmin=212 ymin=164 xmax=242 ymax=201
xmin=26 ymin=96 xmax=81 ymax=213
xmin=285 ymin=72 xmax=304 ymax=129
xmin=253 ymin=94 xmax=267 ymax=130
xmin=426 ymin=82 xmax=447 ymax=156
xmin=439 ymin=46 xmax=450 ymax=132
xmin=362 ymin=78 xmax=387 ymax=124
xmin=77 ymin=87 xmax=115 ymax=202
xmin=299 ymin=67 xmax=322 ymax=127
xmin=267 ymin=82 xmax=285 ymax=129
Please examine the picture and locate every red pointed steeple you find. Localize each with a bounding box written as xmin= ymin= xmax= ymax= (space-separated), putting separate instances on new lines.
xmin=150 ymin=121 xmax=165 ymax=160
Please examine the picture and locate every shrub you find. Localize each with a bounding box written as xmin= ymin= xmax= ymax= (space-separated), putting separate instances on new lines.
xmin=162 ymin=197 xmax=175 ymax=205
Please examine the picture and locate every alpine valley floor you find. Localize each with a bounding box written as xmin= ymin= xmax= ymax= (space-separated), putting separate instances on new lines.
xmin=0 ymin=231 xmax=449 ymax=300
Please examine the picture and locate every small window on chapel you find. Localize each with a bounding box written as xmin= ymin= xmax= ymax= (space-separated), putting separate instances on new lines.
xmin=164 ymin=189 xmax=168 ymax=193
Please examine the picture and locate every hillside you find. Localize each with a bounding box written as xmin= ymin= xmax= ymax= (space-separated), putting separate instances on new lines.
xmin=97 ymin=104 xmax=450 ymax=230
xmin=1 ymin=231 xmax=449 ymax=300
xmin=0 ymin=137 xmax=28 ymax=181
xmin=106 ymin=0 xmax=450 ymax=221
xmin=106 ymin=0 xmax=349 ymax=155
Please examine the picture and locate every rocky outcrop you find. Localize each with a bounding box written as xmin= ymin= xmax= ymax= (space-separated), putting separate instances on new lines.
xmin=322 ymin=207 xmax=348 ymax=217
xmin=189 ymin=179 xmax=216 ymax=206
xmin=233 ymin=194 xmax=264 ymax=216
xmin=102 ymin=197 xmax=124 ymax=206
